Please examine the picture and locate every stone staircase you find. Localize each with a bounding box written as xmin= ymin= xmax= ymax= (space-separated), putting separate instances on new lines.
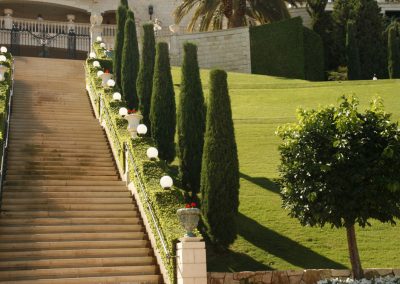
xmin=0 ymin=57 xmax=162 ymax=283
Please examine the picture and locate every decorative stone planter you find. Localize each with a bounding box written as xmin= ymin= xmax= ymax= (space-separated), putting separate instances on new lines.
xmin=125 ymin=113 xmax=143 ymax=138
xmin=177 ymin=208 xmax=201 ymax=237
xmin=0 ymin=65 xmax=8 ymax=76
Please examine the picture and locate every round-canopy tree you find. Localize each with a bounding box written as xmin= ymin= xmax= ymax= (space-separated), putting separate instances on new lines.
xmin=277 ymin=96 xmax=400 ymax=279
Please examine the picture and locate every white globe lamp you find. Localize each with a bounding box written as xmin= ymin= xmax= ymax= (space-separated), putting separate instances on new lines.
xmin=93 ymin=61 xmax=100 ymax=68
xmin=113 ymin=92 xmax=122 ymax=101
xmin=100 ymin=42 xmax=106 ymax=48
xmin=137 ymin=124 xmax=148 ymax=135
xmin=89 ymin=52 xmax=96 ymax=59
xmin=107 ymin=79 xmax=116 ymax=88
xmin=160 ymin=176 xmax=173 ymax=189
xmin=0 ymin=55 xmax=6 ymax=62
xmin=96 ymin=36 xmax=103 ymax=42
xmin=119 ymin=107 xmax=128 ymax=116
xmin=147 ymin=147 xmax=158 ymax=160
xmin=97 ymin=70 xmax=104 ymax=77
xmin=0 ymin=46 xmax=7 ymax=53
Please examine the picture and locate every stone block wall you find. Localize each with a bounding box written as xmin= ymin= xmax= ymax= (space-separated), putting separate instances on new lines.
xmin=208 ymin=269 xmax=400 ymax=284
xmin=166 ymin=27 xmax=251 ymax=73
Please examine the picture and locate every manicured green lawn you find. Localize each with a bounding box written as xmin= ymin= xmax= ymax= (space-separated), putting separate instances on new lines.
xmin=171 ymin=68 xmax=400 ymax=272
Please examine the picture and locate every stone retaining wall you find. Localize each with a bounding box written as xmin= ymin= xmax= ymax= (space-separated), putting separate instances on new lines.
xmin=208 ymin=269 xmax=400 ymax=284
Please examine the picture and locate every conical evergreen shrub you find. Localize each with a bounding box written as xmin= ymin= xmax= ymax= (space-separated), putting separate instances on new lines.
xmin=150 ymin=42 xmax=176 ymax=163
xmin=177 ymin=42 xmax=205 ymax=197
xmin=121 ymin=0 xmax=129 ymax=7
xmin=137 ymin=23 xmax=156 ymax=133
xmin=346 ymin=21 xmax=361 ymax=80
xmin=200 ymin=69 xmax=239 ymax=249
xmin=113 ymin=5 xmax=127 ymax=89
xmin=388 ymin=26 xmax=400 ymax=79
xmin=121 ymin=12 xmax=140 ymax=110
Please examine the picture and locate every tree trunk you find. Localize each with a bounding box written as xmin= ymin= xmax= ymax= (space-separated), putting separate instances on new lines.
xmin=228 ymin=0 xmax=246 ymax=28
xmin=346 ymin=224 xmax=364 ymax=279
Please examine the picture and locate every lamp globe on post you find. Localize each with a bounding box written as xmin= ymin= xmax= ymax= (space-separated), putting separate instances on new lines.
xmin=147 ymin=147 xmax=158 ymax=160
xmin=112 ymin=92 xmax=122 ymax=101
xmin=0 ymin=55 xmax=7 ymax=62
xmin=137 ymin=124 xmax=148 ymax=136
xmin=160 ymin=176 xmax=173 ymax=190
xmin=89 ymin=52 xmax=96 ymax=59
xmin=96 ymin=36 xmax=103 ymax=42
xmin=119 ymin=107 xmax=128 ymax=117
xmin=107 ymin=79 xmax=116 ymax=88
xmin=100 ymin=42 xmax=106 ymax=49
xmin=97 ymin=70 xmax=104 ymax=77
xmin=93 ymin=61 xmax=100 ymax=68
xmin=0 ymin=73 xmax=4 ymax=82
xmin=0 ymin=46 xmax=7 ymax=53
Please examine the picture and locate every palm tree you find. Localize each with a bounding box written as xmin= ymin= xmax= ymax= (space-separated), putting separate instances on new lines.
xmin=174 ymin=0 xmax=301 ymax=32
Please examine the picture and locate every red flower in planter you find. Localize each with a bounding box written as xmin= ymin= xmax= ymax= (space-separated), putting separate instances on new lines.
xmin=184 ymin=203 xmax=197 ymax=208
xmin=128 ymin=109 xmax=137 ymax=114
xmin=185 ymin=204 xmax=191 ymax=208
xmin=104 ymin=69 xmax=110 ymax=74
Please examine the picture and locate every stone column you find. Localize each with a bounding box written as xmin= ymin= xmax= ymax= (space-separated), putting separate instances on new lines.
xmin=176 ymin=237 xmax=207 ymax=284
xmin=90 ymin=12 xmax=103 ymax=51
xmin=4 ymin=9 xmax=13 ymax=29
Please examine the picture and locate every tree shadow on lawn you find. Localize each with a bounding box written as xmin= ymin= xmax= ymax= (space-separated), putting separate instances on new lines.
xmin=206 ymin=246 xmax=272 ymax=272
xmin=237 ymin=213 xmax=347 ymax=269
xmin=240 ymin=172 xmax=280 ymax=194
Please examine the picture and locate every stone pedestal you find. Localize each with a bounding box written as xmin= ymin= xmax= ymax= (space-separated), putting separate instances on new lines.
xmin=176 ymin=237 xmax=207 ymax=284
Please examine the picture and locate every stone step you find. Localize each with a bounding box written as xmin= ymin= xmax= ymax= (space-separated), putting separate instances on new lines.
xmin=1 ymin=203 xmax=136 ymax=211
xmin=6 ymin=156 xmax=114 ymax=163
xmin=6 ymin=170 xmax=118 ymax=176
xmin=0 ymin=256 xmax=155 ymax=270
xmin=0 ymin=217 xmax=140 ymax=226
xmin=10 ymin=121 xmax=100 ymax=127
xmin=2 ymin=185 xmax=126 ymax=192
xmin=2 ymin=192 xmax=129 ymax=199
xmin=0 ymin=231 xmax=145 ymax=242
xmin=6 ymin=165 xmax=116 ymax=172
xmin=1 ymin=197 xmax=132 ymax=205
xmin=6 ymin=161 xmax=116 ymax=167
xmin=0 ymin=274 xmax=161 ymax=284
xmin=0 ymin=224 xmax=143 ymax=234
xmin=0 ymin=247 xmax=151 ymax=260
xmin=0 ymin=239 xmax=148 ymax=252
xmin=7 ymin=152 xmax=113 ymax=159
xmin=8 ymin=141 xmax=110 ymax=147
xmin=1 ymin=211 xmax=138 ymax=218
xmin=4 ymin=180 xmax=124 ymax=186
xmin=5 ymin=175 xmax=119 ymax=181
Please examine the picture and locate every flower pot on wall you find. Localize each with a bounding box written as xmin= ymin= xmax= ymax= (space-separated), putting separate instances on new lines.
xmin=125 ymin=113 xmax=143 ymax=138
xmin=177 ymin=208 xmax=200 ymax=237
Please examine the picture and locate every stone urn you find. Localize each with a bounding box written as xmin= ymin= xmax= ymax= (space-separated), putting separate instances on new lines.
xmin=124 ymin=113 xmax=143 ymax=138
xmin=177 ymin=208 xmax=200 ymax=237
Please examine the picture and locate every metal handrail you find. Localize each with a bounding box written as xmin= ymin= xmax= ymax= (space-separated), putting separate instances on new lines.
xmin=85 ymin=64 xmax=172 ymax=261
xmin=0 ymin=57 xmax=15 ymax=199
xmin=125 ymin=146 xmax=172 ymax=259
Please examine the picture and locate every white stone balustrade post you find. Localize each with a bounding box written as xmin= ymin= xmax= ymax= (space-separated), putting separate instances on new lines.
xmin=90 ymin=12 xmax=103 ymax=51
xmin=176 ymin=237 xmax=207 ymax=284
xmin=4 ymin=9 xmax=13 ymax=29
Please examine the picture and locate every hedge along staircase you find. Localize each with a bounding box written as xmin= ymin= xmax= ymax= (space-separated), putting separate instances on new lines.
xmin=0 ymin=57 xmax=163 ymax=283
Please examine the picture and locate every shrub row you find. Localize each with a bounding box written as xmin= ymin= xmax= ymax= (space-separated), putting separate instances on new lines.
xmin=85 ymin=57 xmax=189 ymax=284
xmin=0 ymin=52 xmax=13 ymax=150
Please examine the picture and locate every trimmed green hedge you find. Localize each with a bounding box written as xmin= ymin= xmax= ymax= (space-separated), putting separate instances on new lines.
xmin=303 ymin=27 xmax=325 ymax=81
xmin=250 ymin=17 xmax=324 ymax=81
xmin=250 ymin=17 xmax=305 ymax=79
xmin=85 ymin=56 xmax=192 ymax=284
xmin=93 ymin=42 xmax=108 ymax=60
xmin=0 ymin=52 xmax=13 ymax=149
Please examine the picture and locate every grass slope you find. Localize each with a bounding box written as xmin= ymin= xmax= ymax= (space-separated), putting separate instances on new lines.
xmin=171 ymin=68 xmax=400 ymax=272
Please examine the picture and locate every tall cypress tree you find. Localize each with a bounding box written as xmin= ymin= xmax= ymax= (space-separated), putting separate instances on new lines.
xmin=150 ymin=42 xmax=176 ymax=163
xmin=121 ymin=13 xmax=140 ymax=110
xmin=114 ymin=5 xmax=127 ymax=89
xmin=388 ymin=26 xmax=400 ymax=79
xmin=121 ymin=0 xmax=129 ymax=7
xmin=346 ymin=21 xmax=361 ymax=80
xmin=177 ymin=42 xmax=205 ymax=197
xmin=137 ymin=24 xmax=156 ymax=133
xmin=200 ymin=69 xmax=239 ymax=249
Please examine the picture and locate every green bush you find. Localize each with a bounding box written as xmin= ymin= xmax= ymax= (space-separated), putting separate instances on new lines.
xmin=388 ymin=25 xmax=400 ymax=79
xmin=0 ymin=53 xmax=13 ymax=152
xmin=121 ymin=13 xmax=140 ymax=110
xmin=250 ymin=17 xmax=324 ymax=81
xmin=250 ymin=17 xmax=305 ymax=79
xmin=114 ymin=5 xmax=127 ymax=89
xmin=177 ymin=42 xmax=206 ymax=197
xmin=92 ymin=42 xmax=107 ymax=59
xmin=303 ymin=27 xmax=325 ymax=81
xmin=201 ymin=69 xmax=239 ymax=249
xmin=137 ymin=23 xmax=156 ymax=134
xmin=86 ymin=45 xmax=191 ymax=284
xmin=346 ymin=21 xmax=361 ymax=80
xmin=150 ymin=42 xmax=176 ymax=163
